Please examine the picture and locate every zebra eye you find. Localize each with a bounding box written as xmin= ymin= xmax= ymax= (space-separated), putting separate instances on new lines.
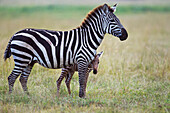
xmin=110 ymin=19 xmax=115 ymax=22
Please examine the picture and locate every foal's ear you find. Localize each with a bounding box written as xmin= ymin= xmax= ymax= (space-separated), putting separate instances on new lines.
xmin=111 ymin=3 xmax=117 ymax=13
xmin=97 ymin=51 xmax=104 ymax=58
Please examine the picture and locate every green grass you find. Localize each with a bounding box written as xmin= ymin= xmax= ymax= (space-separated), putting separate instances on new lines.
xmin=0 ymin=5 xmax=170 ymax=113
xmin=0 ymin=5 xmax=170 ymax=19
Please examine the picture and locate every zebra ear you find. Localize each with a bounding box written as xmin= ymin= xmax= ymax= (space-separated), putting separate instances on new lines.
xmin=111 ymin=3 xmax=117 ymax=12
xmin=97 ymin=51 xmax=104 ymax=58
xmin=103 ymin=4 xmax=109 ymax=13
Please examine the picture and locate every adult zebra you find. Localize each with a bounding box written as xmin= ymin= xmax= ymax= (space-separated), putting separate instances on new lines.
xmin=4 ymin=3 xmax=128 ymax=98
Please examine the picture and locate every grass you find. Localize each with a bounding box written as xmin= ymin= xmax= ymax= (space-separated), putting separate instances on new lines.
xmin=0 ymin=5 xmax=170 ymax=112
xmin=1 ymin=5 xmax=170 ymax=19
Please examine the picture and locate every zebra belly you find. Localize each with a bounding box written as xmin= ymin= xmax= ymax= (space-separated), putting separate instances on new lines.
xmin=33 ymin=53 xmax=74 ymax=69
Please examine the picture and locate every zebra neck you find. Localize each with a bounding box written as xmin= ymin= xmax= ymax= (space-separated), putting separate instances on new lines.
xmin=81 ymin=25 xmax=104 ymax=49
xmin=76 ymin=26 xmax=104 ymax=62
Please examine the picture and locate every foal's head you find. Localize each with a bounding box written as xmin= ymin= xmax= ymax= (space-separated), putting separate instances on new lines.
xmin=91 ymin=51 xmax=103 ymax=74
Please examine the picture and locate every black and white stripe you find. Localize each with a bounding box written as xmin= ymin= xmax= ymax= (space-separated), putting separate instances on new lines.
xmin=56 ymin=51 xmax=103 ymax=97
xmin=4 ymin=4 xmax=128 ymax=98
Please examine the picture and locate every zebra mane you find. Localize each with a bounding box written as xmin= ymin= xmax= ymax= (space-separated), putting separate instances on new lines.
xmin=80 ymin=5 xmax=103 ymax=27
xmin=79 ymin=4 xmax=112 ymax=28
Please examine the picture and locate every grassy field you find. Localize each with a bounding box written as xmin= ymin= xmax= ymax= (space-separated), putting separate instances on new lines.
xmin=0 ymin=5 xmax=170 ymax=112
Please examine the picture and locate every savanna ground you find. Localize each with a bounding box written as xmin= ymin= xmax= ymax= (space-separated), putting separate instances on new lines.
xmin=0 ymin=4 xmax=170 ymax=113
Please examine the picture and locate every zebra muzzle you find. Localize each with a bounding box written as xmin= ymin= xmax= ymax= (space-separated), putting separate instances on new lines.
xmin=119 ymin=28 xmax=128 ymax=41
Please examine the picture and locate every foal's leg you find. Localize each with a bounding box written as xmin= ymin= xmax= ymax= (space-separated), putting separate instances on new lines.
xmin=56 ymin=68 xmax=68 ymax=97
xmin=19 ymin=65 xmax=33 ymax=94
xmin=65 ymin=71 xmax=75 ymax=95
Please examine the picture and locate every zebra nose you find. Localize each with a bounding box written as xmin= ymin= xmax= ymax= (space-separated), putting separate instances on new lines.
xmin=119 ymin=28 xmax=128 ymax=41
xmin=93 ymin=69 xmax=97 ymax=74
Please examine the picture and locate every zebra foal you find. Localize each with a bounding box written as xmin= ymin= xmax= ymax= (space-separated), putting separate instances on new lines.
xmin=57 ymin=51 xmax=103 ymax=97
xmin=4 ymin=3 xmax=128 ymax=98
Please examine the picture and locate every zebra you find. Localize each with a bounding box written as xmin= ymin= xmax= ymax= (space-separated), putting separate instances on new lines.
xmin=57 ymin=51 xmax=103 ymax=97
xmin=4 ymin=3 xmax=128 ymax=98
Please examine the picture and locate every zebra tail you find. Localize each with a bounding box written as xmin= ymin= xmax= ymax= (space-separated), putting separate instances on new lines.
xmin=4 ymin=37 xmax=13 ymax=61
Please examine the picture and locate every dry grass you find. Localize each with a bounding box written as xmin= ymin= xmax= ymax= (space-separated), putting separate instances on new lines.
xmin=0 ymin=6 xmax=169 ymax=112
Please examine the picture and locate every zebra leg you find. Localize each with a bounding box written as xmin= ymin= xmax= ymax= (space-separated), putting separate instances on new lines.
xmin=19 ymin=65 xmax=33 ymax=94
xmin=78 ymin=63 xmax=88 ymax=98
xmin=56 ymin=68 xmax=68 ymax=97
xmin=83 ymin=69 xmax=92 ymax=96
xmin=8 ymin=66 xmax=23 ymax=93
xmin=65 ymin=71 xmax=75 ymax=95
xmin=8 ymin=53 xmax=32 ymax=94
